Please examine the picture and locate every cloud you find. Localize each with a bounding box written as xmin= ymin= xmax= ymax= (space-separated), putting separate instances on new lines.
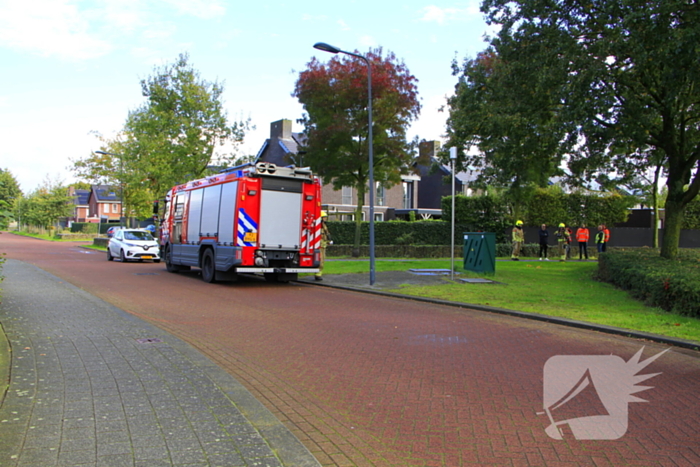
xmin=359 ymin=35 xmax=377 ymax=48
xmin=0 ymin=0 xmax=226 ymax=61
xmin=163 ymin=0 xmax=226 ymax=20
xmin=0 ymin=0 xmax=112 ymax=60
xmin=337 ymin=19 xmax=351 ymax=31
xmin=301 ymin=13 xmax=328 ymax=22
xmin=418 ymin=4 xmax=481 ymax=25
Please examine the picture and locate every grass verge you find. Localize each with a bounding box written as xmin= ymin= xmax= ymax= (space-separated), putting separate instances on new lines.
xmin=10 ymin=231 xmax=92 ymax=242
xmin=324 ymin=258 xmax=700 ymax=343
xmin=0 ymin=323 xmax=9 ymax=406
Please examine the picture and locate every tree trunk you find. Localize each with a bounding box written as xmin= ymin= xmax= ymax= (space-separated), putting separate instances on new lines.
xmin=660 ymin=197 xmax=684 ymax=259
xmin=651 ymin=163 xmax=661 ymax=249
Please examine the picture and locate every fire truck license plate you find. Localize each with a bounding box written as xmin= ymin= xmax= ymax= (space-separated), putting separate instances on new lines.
xmin=244 ymin=232 xmax=257 ymax=243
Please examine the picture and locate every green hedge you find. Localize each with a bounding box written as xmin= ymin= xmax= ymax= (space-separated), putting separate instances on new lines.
xmin=441 ymin=188 xmax=636 ymax=232
xmin=71 ymin=222 xmax=98 ymax=233
xmin=327 ymin=221 xmax=490 ymax=245
xmin=595 ymin=248 xmax=700 ymax=318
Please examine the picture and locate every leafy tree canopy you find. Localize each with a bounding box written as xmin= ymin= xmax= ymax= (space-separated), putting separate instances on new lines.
xmin=15 ymin=176 xmax=73 ymax=229
xmin=0 ymin=169 xmax=22 ymax=229
xmin=453 ymin=0 xmax=700 ymax=258
xmin=73 ymin=53 xmax=250 ymax=219
xmin=293 ymin=47 xmax=421 ymax=253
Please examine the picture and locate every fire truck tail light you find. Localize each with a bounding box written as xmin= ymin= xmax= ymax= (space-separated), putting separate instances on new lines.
xmin=235 ymin=249 xmax=242 ymax=260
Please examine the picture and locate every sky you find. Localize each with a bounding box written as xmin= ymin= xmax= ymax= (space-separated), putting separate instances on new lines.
xmin=0 ymin=0 xmax=493 ymax=194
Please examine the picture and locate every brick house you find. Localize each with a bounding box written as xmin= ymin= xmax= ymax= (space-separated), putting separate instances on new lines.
xmin=86 ymin=185 xmax=122 ymax=223
xmin=67 ymin=187 xmax=90 ymax=224
xmin=255 ymin=119 xmax=420 ymax=221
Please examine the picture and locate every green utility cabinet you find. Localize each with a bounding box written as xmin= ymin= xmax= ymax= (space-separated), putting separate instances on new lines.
xmin=463 ymin=232 xmax=496 ymax=274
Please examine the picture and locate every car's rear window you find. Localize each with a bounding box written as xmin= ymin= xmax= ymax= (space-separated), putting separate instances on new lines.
xmin=125 ymin=231 xmax=153 ymax=241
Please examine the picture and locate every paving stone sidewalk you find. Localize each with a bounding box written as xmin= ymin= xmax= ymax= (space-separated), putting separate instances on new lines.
xmin=0 ymin=259 xmax=319 ymax=467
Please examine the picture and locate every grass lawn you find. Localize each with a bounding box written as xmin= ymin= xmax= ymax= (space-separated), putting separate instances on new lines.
xmin=10 ymin=231 xmax=93 ymax=242
xmin=324 ymin=258 xmax=700 ymax=344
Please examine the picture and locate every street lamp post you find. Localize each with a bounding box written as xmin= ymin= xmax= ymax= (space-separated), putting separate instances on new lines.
xmin=449 ymin=147 xmax=457 ymax=281
xmin=95 ymin=150 xmax=124 ymax=228
xmin=313 ymin=42 xmax=376 ymax=285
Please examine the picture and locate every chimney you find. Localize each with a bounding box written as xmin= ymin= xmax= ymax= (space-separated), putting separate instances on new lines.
xmin=270 ymin=119 xmax=292 ymax=139
xmin=419 ymin=140 xmax=441 ymax=159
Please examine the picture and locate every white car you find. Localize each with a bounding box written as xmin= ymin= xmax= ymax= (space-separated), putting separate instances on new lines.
xmin=107 ymin=229 xmax=161 ymax=263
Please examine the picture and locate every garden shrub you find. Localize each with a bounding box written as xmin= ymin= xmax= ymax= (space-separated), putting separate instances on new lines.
xmin=596 ymin=248 xmax=700 ymax=318
xmin=70 ymin=222 xmax=98 ymax=234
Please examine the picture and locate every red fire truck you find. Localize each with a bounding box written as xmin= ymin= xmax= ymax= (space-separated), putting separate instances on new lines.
xmin=159 ymin=162 xmax=323 ymax=283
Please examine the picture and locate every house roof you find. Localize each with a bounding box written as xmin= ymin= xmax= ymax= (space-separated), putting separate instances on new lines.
xmin=90 ymin=185 xmax=121 ymax=202
xmin=417 ymin=157 xmax=479 ymax=185
xmin=255 ymin=132 xmax=305 ymax=167
xmin=73 ymin=189 xmax=90 ymax=205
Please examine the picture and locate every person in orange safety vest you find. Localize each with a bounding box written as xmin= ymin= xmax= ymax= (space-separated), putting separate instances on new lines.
xmin=602 ymin=224 xmax=610 ymax=252
xmin=576 ymin=224 xmax=590 ymax=260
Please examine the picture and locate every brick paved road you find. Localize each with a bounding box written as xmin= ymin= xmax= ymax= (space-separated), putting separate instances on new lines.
xmin=2 ymin=234 xmax=699 ymax=466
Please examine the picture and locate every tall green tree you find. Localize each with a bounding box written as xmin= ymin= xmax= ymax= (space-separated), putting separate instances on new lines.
xmin=18 ymin=177 xmax=73 ymax=229
xmin=294 ymin=48 xmax=421 ymax=255
xmin=445 ymin=49 xmax=569 ymax=218
xmin=478 ymin=0 xmax=700 ymax=258
xmin=0 ymin=169 xmax=22 ymax=229
xmin=73 ymin=53 xmax=249 ymax=219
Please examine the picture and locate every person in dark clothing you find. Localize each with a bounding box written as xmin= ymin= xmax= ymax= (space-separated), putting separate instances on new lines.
xmin=538 ymin=224 xmax=549 ymax=261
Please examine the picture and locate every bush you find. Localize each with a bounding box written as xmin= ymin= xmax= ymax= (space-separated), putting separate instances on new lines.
xmin=595 ymin=248 xmax=700 ymax=318
xmin=70 ymin=222 xmax=98 ymax=234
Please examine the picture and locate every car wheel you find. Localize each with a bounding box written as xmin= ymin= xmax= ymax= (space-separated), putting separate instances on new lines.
xmin=154 ymin=259 xmax=161 ymax=263
xmin=120 ymin=249 xmax=127 ymax=262
xmin=201 ymin=249 xmax=216 ymax=283
xmin=107 ymin=248 xmax=113 ymax=261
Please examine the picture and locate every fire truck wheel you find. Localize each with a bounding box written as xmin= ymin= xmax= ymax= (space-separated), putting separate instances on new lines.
xmin=165 ymin=246 xmax=178 ymax=273
xmin=201 ymin=249 xmax=216 ymax=283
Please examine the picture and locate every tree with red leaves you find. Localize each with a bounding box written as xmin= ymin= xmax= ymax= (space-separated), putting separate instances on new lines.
xmin=294 ymin=48 xmax=421 ymax=255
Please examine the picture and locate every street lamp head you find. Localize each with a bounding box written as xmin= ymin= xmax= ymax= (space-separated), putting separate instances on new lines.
xmin=313 ymin=42 xmax=341 ymax=54
xmin=95 ymin=150 xmax=118 ymax=156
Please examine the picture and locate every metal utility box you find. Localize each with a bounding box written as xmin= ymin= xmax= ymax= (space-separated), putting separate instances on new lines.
xmin=463 ymin=232 xmax=496 ymax=274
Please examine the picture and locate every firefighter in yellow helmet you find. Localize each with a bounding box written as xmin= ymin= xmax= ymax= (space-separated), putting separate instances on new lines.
xmin=555 ymin=223 xmax=571 ymax=261
xmin=511 ymin=220 xmax=525 ymax=260
xmin=315 ymin=211 xmax=332 ymax=281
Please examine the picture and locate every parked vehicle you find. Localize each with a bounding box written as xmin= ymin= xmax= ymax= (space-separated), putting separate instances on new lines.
xmin=106 ymin=226 xmax=122 ymax=238
xmin=107 ymin=229 xmax=161 ymax=263
xmin=158 ymin=162 xmax=322 ymax=283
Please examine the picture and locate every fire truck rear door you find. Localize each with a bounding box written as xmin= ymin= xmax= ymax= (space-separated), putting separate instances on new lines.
xmin=259 ymin=177 xmax=302 ymax=249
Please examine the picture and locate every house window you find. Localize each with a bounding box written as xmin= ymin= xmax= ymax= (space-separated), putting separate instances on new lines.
xmin=376 ymin=183 xmax=385 ymax=207
xmin=374 ymin=212 xmax=384 ymax=222
xmin=402 ymin=182 xmax=413 ymax=209
xmin=341 ymin=186 xmax=353 ymax=205
xmin=112 ymin=204 xmax=119 ymax=213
